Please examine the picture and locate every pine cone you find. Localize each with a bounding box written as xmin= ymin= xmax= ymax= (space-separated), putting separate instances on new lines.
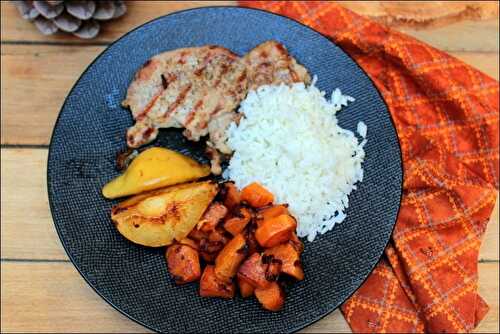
xmin=14 ymin=0 xmax=127 ymax=39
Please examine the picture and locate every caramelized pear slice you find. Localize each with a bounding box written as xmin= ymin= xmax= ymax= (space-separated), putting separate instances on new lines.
xmin=103 ymin=147 xmax=210 ymax=199
xmin=111 ymin=181 xmax=218 ymax=247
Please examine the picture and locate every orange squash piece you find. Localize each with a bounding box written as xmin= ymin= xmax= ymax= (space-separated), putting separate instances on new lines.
xmin=254 ymin=282 xmax=285 ymax=311
xmin=214 ymin=234 xmax=247 ymax=282
xmin=237 ymin=276 xmax=255 ymax=298
xmin=240 ymin=182 xmax=274 ymax=208
xmin=255 ymin=214 xmax=297 ymax=248
xmin=197 ymin=202 xmax=228 ymax=232
xmin=166 ymin=244 xmax=201 ymax=284
xmin=199 ymin=265 xmax=235 ymax=299
xmin=237 ymin=253 xmax=272 ymax=289
xmin=256 ymin=204 xmax=289 ymax=227
xmin=264 ymin=243 xmax=304 ymax=280
xmin=222 ymin=182 xmax=241 ymax=210
xmin=224 ymin=207 xmax=252 ymax=236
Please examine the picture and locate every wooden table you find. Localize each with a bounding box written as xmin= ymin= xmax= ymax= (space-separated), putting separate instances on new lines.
xmin=1 ymin=1 xmax=498 ymax=332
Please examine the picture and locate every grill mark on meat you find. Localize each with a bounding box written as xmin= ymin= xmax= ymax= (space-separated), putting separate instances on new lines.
xmin=195 ymin=51 xmax=217 ymax=76
xmin=127 ymin=134 xmax=134 ymax=145
xmin=209 ymin=104 xmax=223 ymax=117
xmin=289 ymin=67 xmax=299 ymax=82
xmin=136 ymin=59 xmax=159 ymax=81
xmin=143 ymin=127 xmax=154 ymax=139
xmin=237 ymin=71 xmax=247 ymax=83
xmin=275 ymin=43 xmax=287 ymax=55
xmin=163 ymin=84 xmax=193 ymax=119
xmin=199 ymin=103 xmax=223 ymax=130
xmin=135 ymin=91 xmax=162 ymax=120
xmin=185 ymin=99 xmax=204 ymax=126
xmin=194 ymin=66 xmax=206 ymax=76
xmin=213 ymin=63 xmax=231 ymax=87
xmin=135 ymin=73 xmax=178 ymax=120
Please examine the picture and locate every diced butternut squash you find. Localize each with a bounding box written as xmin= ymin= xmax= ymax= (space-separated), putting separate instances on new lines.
xmin=237 ymin=253 xmax=272 ymax=289
xmin=222 ymin=182 xmax=241 ymax=210
xmin=214 ymin=234 xmax=247 ymax=282
xmin=224 ymin=207 xmax=252 ymax=236
xmin=264 ymin=243 xmax=304 ymax=280
xmin=199 ymin=229 xmax=230 ymax=254
xmin=255 ymin=282 xmax=285 ymax=311
xmin=199 ymin=265 xmax=235 ymax=299
xmin=197 ymin=202 xmax=228 ymax=232
xmin=256 ymin=205 xmax=289 ymax=227
xmin=166 ymin=244 xmax=201 ymax=284
xmin=240 ymin=182 xmax=274 ymax=208
xmin=255 ymin=214 xmax=297 ymax=248
xmin=237 ymin=276 xmax=255 ymax=298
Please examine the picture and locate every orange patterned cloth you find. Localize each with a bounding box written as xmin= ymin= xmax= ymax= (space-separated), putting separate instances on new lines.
xmin=240 ymin=1 xmax=499 ymax=333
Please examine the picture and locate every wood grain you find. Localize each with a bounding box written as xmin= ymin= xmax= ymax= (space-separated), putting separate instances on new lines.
xmin=1 ymin=45 xmax=102 ymax=146
xmin=1 ymin=44 xmax=498 ymax=145
xmin=1 ymin=261 xmax=497 ymax=333
xmin=1 ymin=149 xmax=498 ymax=262
xmin=1 ymin=1 xmax=498 ymax=53
xmin=0 ymin=1 xmax=235 ymax=44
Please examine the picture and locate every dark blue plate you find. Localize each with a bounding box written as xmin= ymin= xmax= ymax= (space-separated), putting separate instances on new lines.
xmin=48 ymin=6 xmax=402 ymax=333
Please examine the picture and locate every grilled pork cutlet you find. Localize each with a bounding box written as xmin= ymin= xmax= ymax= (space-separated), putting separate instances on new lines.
xmin=123 ymin=46 xmax=247 ymax=153
xmin=243 ymin=40 xmax=311 ymax=90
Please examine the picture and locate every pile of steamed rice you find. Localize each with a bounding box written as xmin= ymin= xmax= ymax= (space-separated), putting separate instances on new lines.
xmin=223 ymin=78 xmax=367 ymax=242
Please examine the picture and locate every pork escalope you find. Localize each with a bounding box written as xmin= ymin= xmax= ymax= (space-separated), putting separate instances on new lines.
xmin=243 ymin=40 xmax=311 ymax=90
xmin=122 ymin=41 xmax=310 ymax=174
xmin=123 ymin=45 xmax=247 ymax=153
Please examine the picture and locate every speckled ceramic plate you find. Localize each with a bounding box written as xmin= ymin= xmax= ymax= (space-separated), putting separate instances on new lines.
xmin=47 ymin=6 xmax=402 ymax=333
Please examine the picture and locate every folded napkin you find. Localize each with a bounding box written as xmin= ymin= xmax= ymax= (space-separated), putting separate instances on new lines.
xmin=240 ymin=1 xmax=499 ymax=332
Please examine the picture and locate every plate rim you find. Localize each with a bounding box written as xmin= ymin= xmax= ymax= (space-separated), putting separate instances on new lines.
xmin=47 ymin=5 xmax=404 ymax=333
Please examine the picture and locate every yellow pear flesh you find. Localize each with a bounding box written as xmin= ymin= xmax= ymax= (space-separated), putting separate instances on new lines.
xmin=111 ymin=181 xmax=218 ymax=247
xmin=102 ymin=147 xmax=210 ymax=199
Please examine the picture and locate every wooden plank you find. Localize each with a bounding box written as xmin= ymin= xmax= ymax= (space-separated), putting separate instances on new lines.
xmin=0 ymin=262 xmax=151 ymax=333
xmin=2 ymin=1 xmax=498 ymax=53
xmin=399 ymin=19 xmax=499 ymax=53
xmin=0 ymin=45 xmax=103 ymax=146
xmin=0 ymin=149 xmax=65 ymax=260
xmin=1 ymin=148 xmax=498 ymax=262
xmin=0 ymin=1 xmax=235 ymax=43
xmin=337 ymin=2 xmax=499 ymax=52
xmin=1 ymin=44 xmax=498 ymax=145
xmin=1 ymin=261 xmax=497 ymax=333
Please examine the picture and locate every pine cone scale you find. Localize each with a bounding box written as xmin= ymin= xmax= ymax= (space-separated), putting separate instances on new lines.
xmin=14 ymin=0 xmax=126 ymax=39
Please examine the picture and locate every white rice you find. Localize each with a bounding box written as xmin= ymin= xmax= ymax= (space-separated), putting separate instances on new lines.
xmin=223 ymin=79 xmax=367 ymax=242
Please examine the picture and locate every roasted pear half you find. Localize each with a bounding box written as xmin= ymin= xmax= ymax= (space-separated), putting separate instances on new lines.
xmin=111 ymin=181 xmax=218 ymax=247
xmin=103 ymin=147 xmax=211 ymax=199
